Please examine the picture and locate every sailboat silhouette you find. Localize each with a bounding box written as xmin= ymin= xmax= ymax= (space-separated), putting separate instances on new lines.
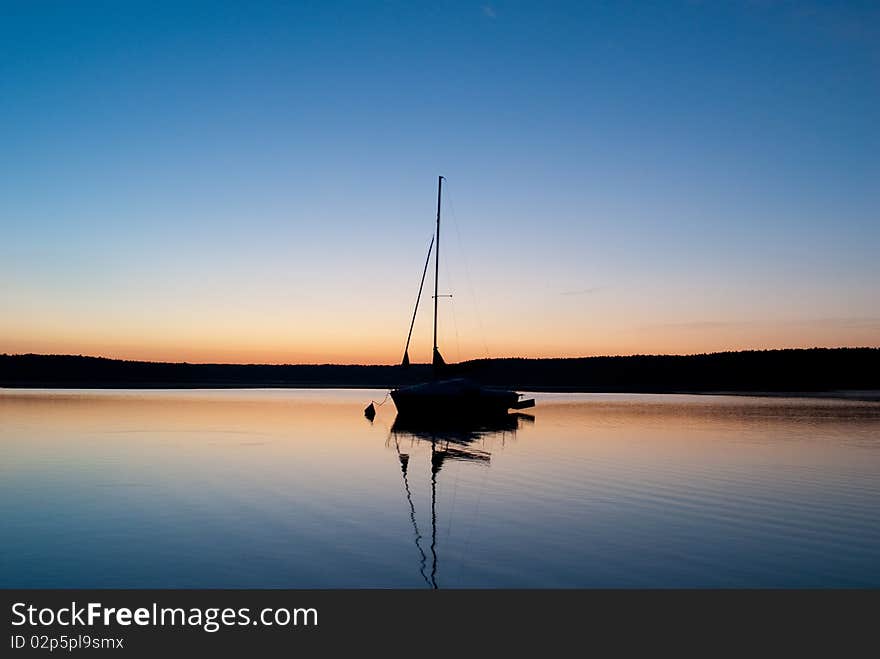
xmin=390 ymin=176 xmax=535 ymax=420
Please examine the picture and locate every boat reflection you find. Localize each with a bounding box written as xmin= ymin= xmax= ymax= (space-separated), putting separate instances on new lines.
xmin=390 ymin=412 xmax=533 ymax=466
xmin=386 ymin=412 xmax=534 ymax=588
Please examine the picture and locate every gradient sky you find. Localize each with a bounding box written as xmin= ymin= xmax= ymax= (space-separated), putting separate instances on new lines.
xmin=2 ymin=1 xmax=878 ymax=364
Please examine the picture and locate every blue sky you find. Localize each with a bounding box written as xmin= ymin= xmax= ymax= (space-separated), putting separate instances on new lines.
xmin=1 ymin=1 xmax=878 ymax=362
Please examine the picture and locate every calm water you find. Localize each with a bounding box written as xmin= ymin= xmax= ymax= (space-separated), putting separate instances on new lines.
xmin=2 ymin=389 xmax=879 ymax=588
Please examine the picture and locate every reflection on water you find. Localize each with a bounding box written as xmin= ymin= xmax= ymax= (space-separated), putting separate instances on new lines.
xmin=388 ymin=413 xmax=532 ymax=588
xmin=1 ymin=389 xmax=879 ymax=587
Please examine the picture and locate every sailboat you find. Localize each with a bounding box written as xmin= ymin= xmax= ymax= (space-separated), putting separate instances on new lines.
xmin=390 ymin=176 xmax=535 ymax=420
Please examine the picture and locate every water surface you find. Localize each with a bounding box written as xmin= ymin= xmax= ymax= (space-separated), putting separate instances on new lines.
xmin=2 ymin=389 xmax=879 ymax=587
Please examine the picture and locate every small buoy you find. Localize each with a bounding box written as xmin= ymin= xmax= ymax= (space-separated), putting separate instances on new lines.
xmin=364 ymin=402 xmax=376 ymax=420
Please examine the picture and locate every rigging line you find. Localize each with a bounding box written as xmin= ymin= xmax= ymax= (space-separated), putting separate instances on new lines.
xmin=402 ymin=232 xmax=435 ymax=363
xmin=443 ymin=181 xmax=491 ymax=358
xmin=442 ymin=252 xmax=462 ymax=362
xmin=369 ymin=392 xmax=391 ymax=407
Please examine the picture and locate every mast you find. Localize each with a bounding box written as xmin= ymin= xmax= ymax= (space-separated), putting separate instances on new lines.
xmin=432 ymin=175 xmax=445 ymax=370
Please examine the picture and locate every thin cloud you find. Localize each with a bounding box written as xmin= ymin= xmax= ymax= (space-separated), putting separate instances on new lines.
xmin=796 ymin=317 xmax=880 ymax=330
xmin=638 ymin=317 xmax=880 ymax=331
xmin=640 ymin=320 xmax=751 ymax=331
xmin=482 ymin=5 xmax=497 ymax=19
xmin=560 ymin=287 xmax=602 ymax=296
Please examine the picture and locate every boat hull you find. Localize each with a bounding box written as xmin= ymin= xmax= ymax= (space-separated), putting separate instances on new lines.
xmin=390 ymin=378 xmax=529 ymax=421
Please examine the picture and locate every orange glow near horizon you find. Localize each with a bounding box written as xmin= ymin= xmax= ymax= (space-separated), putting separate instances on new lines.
xmin=3 ymin=332 xmax=877 ymax=365
xmin=3 ymin=274 xmax=878 ymax=364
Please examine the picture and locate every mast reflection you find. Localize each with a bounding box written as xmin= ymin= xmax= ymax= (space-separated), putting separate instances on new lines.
xmin=386 ymin=412 xmax=534 ymax=588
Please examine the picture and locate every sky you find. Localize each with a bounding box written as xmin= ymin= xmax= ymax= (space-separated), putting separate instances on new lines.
xmin=1 ymin=1 xmax=878 ymax=364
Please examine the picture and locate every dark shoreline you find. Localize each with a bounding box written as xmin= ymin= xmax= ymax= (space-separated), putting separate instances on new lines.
xmin=2 ymin=384 xmax=879 ymax=402
xmin=2 ymin=348 xmax=879 ymax=400
xmin=681 ymin=389 xmax=880 ymax=402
